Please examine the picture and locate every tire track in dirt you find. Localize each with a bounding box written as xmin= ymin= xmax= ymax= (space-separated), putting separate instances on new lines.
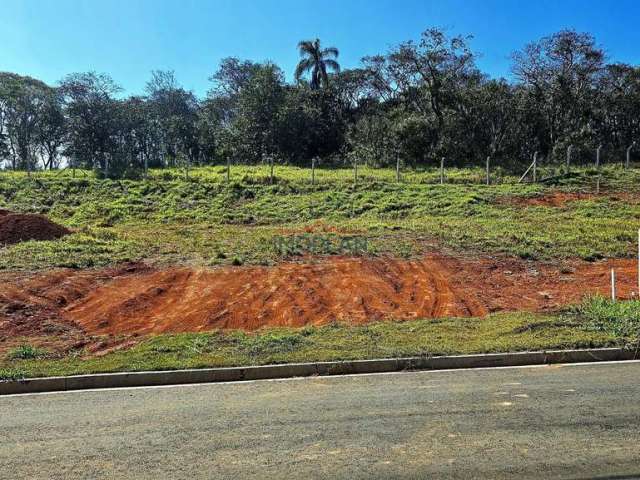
xmin=2 ymin=254 xmax=639 ymax=336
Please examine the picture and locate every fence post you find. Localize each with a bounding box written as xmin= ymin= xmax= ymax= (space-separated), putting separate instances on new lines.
xmin=566 ymin=145 xmax=572 ymax=173
xmin=354 ymin=159 xmax=358 ymax=185
xmin=627 ymin=142 xmax=636 ymax=169
xmin=611 ymin=268 xmax=616 ymax=301
xmin=396 ymin=150 xmax=401 ymax=182
xmin=311 ymin=157 xmax=315 ymax=185
xmin=226 ymin=156 xmax=230 ymax=182
xmin=596 ymin=145 xmax=602 ymax=169
xmin=486 ymin=156 xmax=490 ymax=185
xmin=144 ymin=155 xmax=148 ymax=179
xmin=440 ymin=157 xmax=445 ymax=185
xmin=533 ymin=151 xmax=538 ymax=183
xmin=269 ymin=155 xmax=274 ymax=184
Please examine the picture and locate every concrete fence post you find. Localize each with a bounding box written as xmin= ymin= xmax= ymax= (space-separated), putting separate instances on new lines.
xmin=627 ymin=142 xmax=636 ymax=169
xmin=533 ymin=151 xmax=538 ymax=183
xmin=396 ymin=151 xmax=401 ymax=182
xmin=311 ymin=157 xmax=316 ymax=185
xmin=596 ymin=145 xmax=603 ymax=169
xmin=566 ymin=145 xmax=573 ymax=173
xmin=486 ymin=156 xmax=490 ymax=185
xmin=354 ymin=159 xmax=358 ymax=185
xmin=269 ymin=155 xmax=274 ymax=184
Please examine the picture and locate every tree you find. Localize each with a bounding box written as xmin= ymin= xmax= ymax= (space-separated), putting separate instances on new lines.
xmin=294 ymin=39 xmax=340 ymax=89
xmin=511 ymin=30 xmax=605 ymax=158
xmin=228 ymin=64 xmax=285 ymax=162
xmin=362 ymin=28 xmax=477 ymax=162
xmin=36 ymin=88 xmax=67 ymax=170
xmin=60 ymin=72 xmax=122 ymax=172
xmin=0 ymin=72 xmax=51 ymax=170
xmin=145 ymin=70 xmax=201 ymax=167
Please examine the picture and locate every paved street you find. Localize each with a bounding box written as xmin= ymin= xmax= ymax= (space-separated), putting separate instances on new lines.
xmin=1 ymin=362 xmax=640 ymax=479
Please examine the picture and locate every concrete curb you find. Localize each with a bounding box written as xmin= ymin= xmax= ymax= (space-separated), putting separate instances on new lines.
xmin=1 ymin=347 xmax=637 ymax=395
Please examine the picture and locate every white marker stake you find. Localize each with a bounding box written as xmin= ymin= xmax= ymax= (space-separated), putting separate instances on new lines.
xmin=611 ymin=268 xmax=616 ymax=302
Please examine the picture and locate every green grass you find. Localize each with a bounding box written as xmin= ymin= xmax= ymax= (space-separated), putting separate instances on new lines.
xmin=7 ymin=345 xmax=50 ymax=360
xmin=568 ymin=296 xmax=640 ymax=337
xmin=2 ymin=165 xmax=640 ymax=269
xmin=0 ymin=312 xmax=624 ymax=380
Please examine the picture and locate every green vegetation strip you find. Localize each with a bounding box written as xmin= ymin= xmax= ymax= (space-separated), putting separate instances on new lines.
xmin=1 ymin=165 xmax=640 ymax=269
xmin=1 ymin=309 xmax=630 ymax=381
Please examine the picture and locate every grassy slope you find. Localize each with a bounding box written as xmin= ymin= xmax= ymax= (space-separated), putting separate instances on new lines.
xmin=1 ymin=165 xmax=640 ymax=270
xmin=0 ymin=312 xmax=624 ymax=380
xmin=1 ymin=165 xmax=640 ymax=379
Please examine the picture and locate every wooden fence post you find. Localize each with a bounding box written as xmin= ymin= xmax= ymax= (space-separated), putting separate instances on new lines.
xmin=396 ymin=151 xmax=401 ymax=182
xmin=226 ymin=157 xmax=230 ymax=182
xmin=533 ymin=151 xmax=538 ymax=183
xmin=311 ymin=157 xmax=315 ymax=185
xmin=596 ymin=145 xmax=602 ymax=169
xmin=611 ymin=268 xmax=616 ymax=301
xmin=440 ymin=157 xmax=444 ymax=185
xmin=566 ymin=145 xmax=572 ymax=173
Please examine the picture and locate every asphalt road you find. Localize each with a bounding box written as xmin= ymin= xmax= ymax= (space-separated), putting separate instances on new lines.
xmin=2 ymin=362 xmax=640 ymax=479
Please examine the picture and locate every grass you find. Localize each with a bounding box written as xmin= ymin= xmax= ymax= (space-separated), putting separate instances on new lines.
xmin=568 ymin=295 xmax=640 ymax=337
xmin=7 ymin=345 xmax=50 ymax=360
xmin=0 ymin=312 xmax=624 ymax=380
xmin=1 ymin=164 xmax=640 ymax=269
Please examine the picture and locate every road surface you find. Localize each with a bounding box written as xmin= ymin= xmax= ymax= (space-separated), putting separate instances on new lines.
xmin=2 ymin=362 xmax=640 ymax=479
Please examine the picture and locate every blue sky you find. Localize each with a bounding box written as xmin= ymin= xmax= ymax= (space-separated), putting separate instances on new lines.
xmin=1 ymin=0 xmax=639 ymax=97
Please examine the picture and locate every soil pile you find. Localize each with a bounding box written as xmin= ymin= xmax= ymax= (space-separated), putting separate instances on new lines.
xmin=0 ymin=211 xmax=70 ymax=245
xmin=1 ymin=254 xmax=636 ymax=337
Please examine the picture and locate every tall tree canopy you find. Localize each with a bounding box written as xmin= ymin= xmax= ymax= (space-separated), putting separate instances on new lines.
xmin=294 ymin=39 xmax=340 ymax=89
xmin=1 ymin=27 xmax=640 ymax=176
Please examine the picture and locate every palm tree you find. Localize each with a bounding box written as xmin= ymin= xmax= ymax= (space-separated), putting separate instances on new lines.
xmin=294 ymin=39 xmax=340 ymax=89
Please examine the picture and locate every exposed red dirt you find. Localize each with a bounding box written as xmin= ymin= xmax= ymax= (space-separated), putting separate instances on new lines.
xmin=497 ymin=192 xmax=595 ymax=207
xmin=497 ymin=191 xmax=640 ymax=207
xmin=0 ymin=211 xmax=70 ymax=245
xmin=1 ymin=254 xmax=637 ymax=348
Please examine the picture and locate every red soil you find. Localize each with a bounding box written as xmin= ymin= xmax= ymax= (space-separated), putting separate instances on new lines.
xmin=497 ymin=191 xmax=640 ymax=208
xmin=0 ymin=211 xmax=70 ymax=245
xmin=1 ymin=254 xmax=637 ymax=346
xmin=497 ymin=192 xmax=594 ymax=207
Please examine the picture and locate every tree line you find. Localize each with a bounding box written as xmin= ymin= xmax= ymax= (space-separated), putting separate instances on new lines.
xmin=1 ymin=28 xmax=639 ymax=178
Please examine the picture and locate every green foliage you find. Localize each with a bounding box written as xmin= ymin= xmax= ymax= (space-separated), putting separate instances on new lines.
xmin=0 ymin=368 xmax=26 ymax=381
xmin=8 ymin=345 xmax=50 ymax=360
xmin=1 ymin=165 xmax=640 ymax=269
xmin=570 ymin=296 xmax=640 ymax=337
xmin=0 ymin=312 xmax=622 ymax=379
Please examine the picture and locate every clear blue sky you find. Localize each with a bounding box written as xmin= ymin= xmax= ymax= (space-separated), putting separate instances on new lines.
xmin=2 ymin=0 xmax=639 ymax=97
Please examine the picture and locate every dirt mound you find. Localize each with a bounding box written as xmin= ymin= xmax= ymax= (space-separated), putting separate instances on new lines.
xmin=1 ymin=255 xmax=637 ymax=338
xmin=0 ymin=212 xmax=70 ymax=245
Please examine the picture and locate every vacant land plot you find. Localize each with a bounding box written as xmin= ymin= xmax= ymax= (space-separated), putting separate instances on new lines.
xmin=1 ymin=165 xmax=640 ymax=379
